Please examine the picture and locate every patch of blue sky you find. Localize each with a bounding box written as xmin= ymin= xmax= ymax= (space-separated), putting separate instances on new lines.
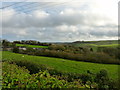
xmin=1 ymin=1 xmax=75 ymax=15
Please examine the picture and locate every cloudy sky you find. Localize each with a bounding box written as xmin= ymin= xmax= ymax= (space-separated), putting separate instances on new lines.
xmin=0 ymin=0 xmax=119 ymax=42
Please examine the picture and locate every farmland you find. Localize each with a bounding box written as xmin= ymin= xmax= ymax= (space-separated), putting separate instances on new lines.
xmin=1 ymin=40 xmax=120 ymax=89
xmin=72 ymin=40 xmax=118 ymax=45
xmin=72 ymin=43 xmax=119 ymax=48
xmin=2 ymin=51 xmax=119 ymax=80
xmin=70 ymin=40 xmax=119 ymax=52
xmin=16 ymin=44 xmax=48 ymax=48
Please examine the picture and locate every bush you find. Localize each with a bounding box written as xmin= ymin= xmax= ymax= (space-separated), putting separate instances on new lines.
xmin=94 ymin=69 xmax=110 ymax=89
xmin=2 ymin=62 xmax=85 ymax=89
xmin=80 ymin=74 xmax=92 ymax=85
xmin=10 ymin=60 xmax=48 ymax=74
xmin=12 ymin=47 xmax=19 ymax=53
xmin=2 ymin=61 xmax=119 ymax=89
xmin=2 ymin=62 xmax=31 ymax=88
xmin=19 ymin=49 xmax=120 ymax=64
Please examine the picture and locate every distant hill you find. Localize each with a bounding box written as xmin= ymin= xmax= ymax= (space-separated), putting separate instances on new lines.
xmin=72 ymin=40 xmax=118 ymax=45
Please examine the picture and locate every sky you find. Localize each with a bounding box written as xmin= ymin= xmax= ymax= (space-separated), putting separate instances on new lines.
xmin=0 ymin=0 xmax=119 ymax=42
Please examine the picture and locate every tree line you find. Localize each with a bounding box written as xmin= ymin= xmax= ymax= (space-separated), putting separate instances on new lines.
xmin=2 ymin=39 xmax=120 ymax=64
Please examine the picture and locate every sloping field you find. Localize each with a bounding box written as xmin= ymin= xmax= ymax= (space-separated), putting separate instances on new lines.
xmin=16 ymin=44 xmax=48 ymax=48
xmin=2 ymin=51 xmax=119 ymax=79
xmin=73 ymin=43 xmax=119 ymax=47
xmin=72 ymin=43 xmax=119 ymax=52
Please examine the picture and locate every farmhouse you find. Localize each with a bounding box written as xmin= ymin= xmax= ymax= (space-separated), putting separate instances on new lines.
xmin=18 ymin=46 xmax=27 ymax=50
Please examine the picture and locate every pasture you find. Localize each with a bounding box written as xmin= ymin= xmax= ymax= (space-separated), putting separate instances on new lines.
xmin=72 ymin=42 xmax=119 ymax=52
xmin=2 ymin=51 xmax=119 ymax=80
xmin=73 ymin=43 xmax=119 ymax=47
xmin=16 ymin=44 xmax=48 ymax=48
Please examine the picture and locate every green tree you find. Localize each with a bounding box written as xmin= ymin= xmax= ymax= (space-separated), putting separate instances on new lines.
xmin=81 ymin=74 xmax=92 ymax=87
xmin=12 ymin=47 xmax=19 ymax=53
xmin=2 ymin=39 xmax=10 ymax=47
xmin=94 ymin=69 xmax=109 ymax=89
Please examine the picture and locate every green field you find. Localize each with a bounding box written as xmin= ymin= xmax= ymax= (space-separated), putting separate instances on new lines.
xmin=2 ymin=51 xmax=119 ymax=80
xmin=72 ymin=40 xmax=119 ymax=46
xmin=72 ymin=43 xmax=119 ymax=52
xmin=73 ymin=40 xmax=118 ymax=45
xmin=16 ymin=44 xmax=48 ymax=48
xmin=74 ymin=43 xmax=119 ymax=47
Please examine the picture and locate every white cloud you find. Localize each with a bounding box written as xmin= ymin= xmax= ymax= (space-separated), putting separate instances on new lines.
xmin=55 ymin=24 xmax=78 ymax=32
xmin=1 ymin=0 xmax=118 ymax=41
xmin=32 ymin=10 xmax=49 ymax=18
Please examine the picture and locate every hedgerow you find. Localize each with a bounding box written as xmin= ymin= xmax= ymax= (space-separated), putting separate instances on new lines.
xmin=2 ymin=62 xmax=85 ymax=89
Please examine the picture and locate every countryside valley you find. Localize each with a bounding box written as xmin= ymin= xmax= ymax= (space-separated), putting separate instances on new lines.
xmin=1 ymin=39 xmax=120 ymax=89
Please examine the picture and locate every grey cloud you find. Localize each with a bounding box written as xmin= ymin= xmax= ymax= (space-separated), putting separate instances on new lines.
xmin=1 ymin=2 xmax=118 ymax=41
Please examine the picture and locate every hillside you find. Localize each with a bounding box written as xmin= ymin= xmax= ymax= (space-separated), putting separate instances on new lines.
xmin=16 ymin=44 xmax=48 ymax=48
xmin=2 ymin=51 xmax=119 ymax=80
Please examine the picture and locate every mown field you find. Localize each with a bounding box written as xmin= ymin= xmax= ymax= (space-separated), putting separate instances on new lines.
xmin=2 ymin=51 xmax=119 ymax=80
xmin=16 ymin=44 xmax=48 ymax=48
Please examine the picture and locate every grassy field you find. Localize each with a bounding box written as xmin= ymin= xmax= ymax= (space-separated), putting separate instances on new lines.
xmin=72 ymin=40 xmax=118 ymax=46
xmin=16 ymin=44 xmax=48 ymax=48
xmin=2 ymin=51 xmax=119 ymax=80
xmin=72 ymin=43 xmax=119 ymax=52
xmin=73 ymin=40 xmax=118 ymax=45
xmin=73 ymin=43 xmax=119 ymax=47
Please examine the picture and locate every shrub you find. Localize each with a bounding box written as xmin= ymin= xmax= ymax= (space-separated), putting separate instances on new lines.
xmin=10 ymin=60 xmax=47 ymax=74
xmin=2 ymin=62 xmax=85 ymax=89
xmin=19 ymin=49 xmax=120 ymax=64
xmin=12 ymin=47 xmax=19 ymax=53
xmin=2 ymin=62 xmax=31 ymax=88
xmin=80 ymin=74 xmax=92 ymax=85
xmin=94 ymin=69 xmax=110 ymax=89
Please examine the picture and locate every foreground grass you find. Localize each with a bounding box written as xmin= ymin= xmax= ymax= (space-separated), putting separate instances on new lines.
xmin=16 ymin=44 xmax=48 ymax=48
xmin=2 ymin=51 xmax=119 ymax=80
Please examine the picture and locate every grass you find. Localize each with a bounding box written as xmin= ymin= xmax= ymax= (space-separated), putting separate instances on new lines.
xmin=2 ymin=51 xmax=119 ymax=80
xmin=16 ymin=44 xmax=48 ymax=48
xmin=73 ymin=43 xmax=119 ymax=47
xmin=72 ymin=40 xmax=119 ymax=48
xmin=72 ymin=43 xmax=119 ymax=52
xmin=87 ymin=44 xmax=119 ymax=47
xmin=73 ymin=40 xmax=118 ymax=45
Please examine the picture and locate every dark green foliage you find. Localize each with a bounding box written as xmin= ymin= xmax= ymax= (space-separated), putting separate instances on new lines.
xmin=21 ymin=49 xmax=120 ymax=64
xmin=93 ymin=69 xmax=119 ymax=89
xmin=94 ymin=69 xmax=109 ymax=89
xmin=80 ymin=74 xmax=92 ymax=85
xmin=8 ymin=60 xmax=82 ymax=82
xmin=100 ymin=47 xmax=119 ymax=58
xmin=14 ymin=40 xmax=51 ymax=46
xmin=90 ymin=48 xmax=93 ymax=52
xmin=24 ymin=47 xmax=36 ymax=55
xmin=15 ymin=43 xmax=120 ymax=64
xmin=2 ymin=39 xmax=10 ymax=47
xmin=2 ymin=62 xmax=84 ymax=89
xmin=2 ymin=62 xmax=31 ymax=88
xmin=48 ymin=45 xmax=66 ymax=51
xmin=3 ymin=61 xmax=119 ymax=89
xmin=108 ymin=80 xmax=119 ymax=89
xmin=10 ymin=60 xmax=47 ymax=74
xmin=12 ymin=47 xmax=19 ymax=53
